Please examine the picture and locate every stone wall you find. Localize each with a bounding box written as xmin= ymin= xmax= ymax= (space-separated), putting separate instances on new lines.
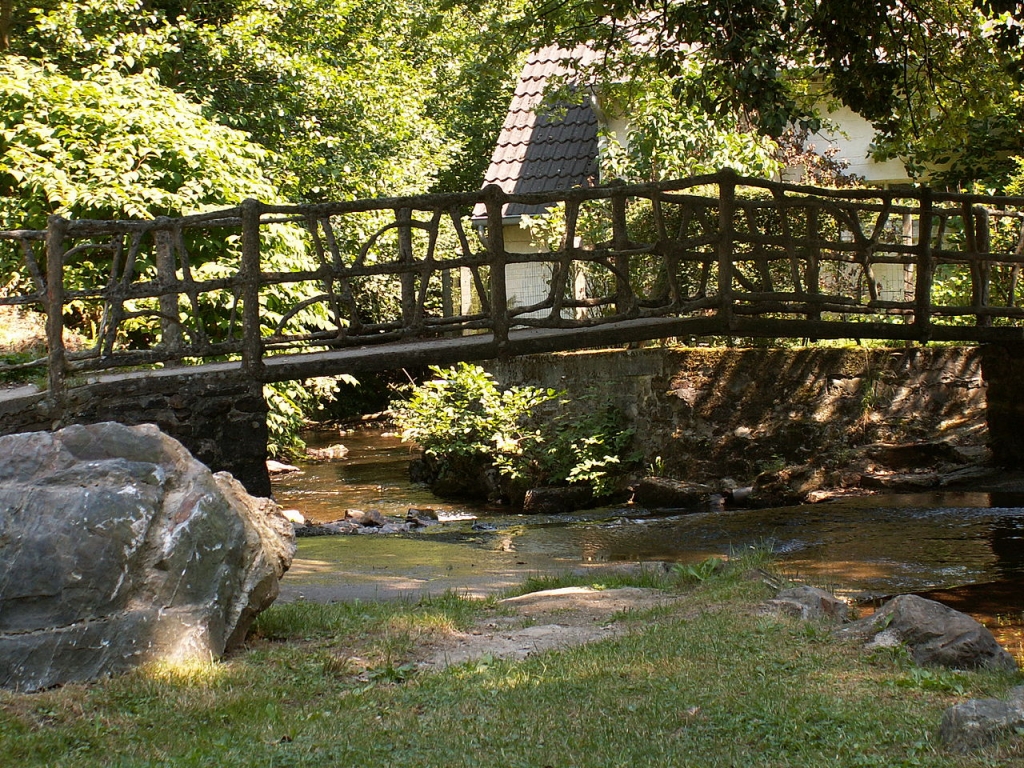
xmin=0 ymin=370 xmax=270 ymax=496
xmin=5 ymin=342 xmax=1024 ymax=499
xmin=493 ymin=345 xmax=995 ymax=483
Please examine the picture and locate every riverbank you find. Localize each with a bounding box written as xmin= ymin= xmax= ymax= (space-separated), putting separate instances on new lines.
xmin=3 ymin=561 xmax=1020 ymax=766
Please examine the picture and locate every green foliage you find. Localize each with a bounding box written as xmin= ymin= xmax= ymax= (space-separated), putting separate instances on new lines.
xmin=672 ymin=557 xmax=725 ymax=584
xmin=599 ymin=71 xmax=782 ymax=184
xmin=264 ymin=376 xmax=354 ymax=459
xmin=11 ymin=0 xmax=525 ymax=202
xmin=391 ymin=363 xmax=634 ymax=498
xmin=525 ymin=0 xmax=1024 ymax=189
xmin=0 ymin=56 xmax=281 ymax=230
xmin=392 ymin=361 xmax=556 ymax=463
xmin=534 ymin=392 xmax=635 ymax=497
xmin=889 ymin=667 xmax=972 ymax=696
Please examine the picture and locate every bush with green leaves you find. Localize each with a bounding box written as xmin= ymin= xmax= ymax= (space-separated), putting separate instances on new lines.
xmin=391 ymin=363 xmax=634 ymax=501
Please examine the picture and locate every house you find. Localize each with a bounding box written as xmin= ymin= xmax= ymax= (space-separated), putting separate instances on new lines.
xmin=468 ymin=46 xmax=917 ymax=318
xmin=467 ymin=45 xmax=600 ymax=317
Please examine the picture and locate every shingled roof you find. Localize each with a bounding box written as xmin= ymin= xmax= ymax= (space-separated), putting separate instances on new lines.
xmin=473 ymin=45 xmax=600 ymax=222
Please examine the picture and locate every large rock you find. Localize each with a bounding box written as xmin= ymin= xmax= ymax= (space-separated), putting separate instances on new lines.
xmin=631 ymin=477 xmax=716 ymax=510
xmin=522 ymin=486 xmax=594 ymax=514
xmin=0 ymin=422 xmax=295 ymax=691
xmin=835 ymin=594 xmax=1017 ymax=672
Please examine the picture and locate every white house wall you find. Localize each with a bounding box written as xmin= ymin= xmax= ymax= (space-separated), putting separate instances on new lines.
xmin=461 ymin=224 xmax=588 ymax=321
xmin=812 ymin=105 xmax=911 ymax=185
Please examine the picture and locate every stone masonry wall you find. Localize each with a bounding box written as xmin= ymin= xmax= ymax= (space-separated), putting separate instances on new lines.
xmin=493 ymin=345 xmax=996 ymax=484
xmin=0 ymin=371 xmax=270 ymax=497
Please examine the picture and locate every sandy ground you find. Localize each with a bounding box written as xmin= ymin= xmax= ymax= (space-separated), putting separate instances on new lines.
xmin=277 ymin=536 xmax=693 ymax=667
xmin=413 ymin=586 xmax=687 ymax=669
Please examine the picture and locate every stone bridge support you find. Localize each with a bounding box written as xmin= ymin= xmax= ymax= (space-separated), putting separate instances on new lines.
xmin=0 ymin=371 xmax=270 ymax=497
xmin=979 ymin=343 xmax=1024 ymax=468
xmin=4 ymin=343 xmax=1024 ymax=502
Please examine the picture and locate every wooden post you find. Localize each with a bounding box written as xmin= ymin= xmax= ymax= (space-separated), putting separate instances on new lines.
xmin=45 ymin=215 xmax=68 ymax=403
xmin=240 ymin=198 xmax=265 ymax=379
xmin=484 ymin=184 xmax=509 ymax=346
xmin=914 ymin=188 xmax=934 ymax=341
xmin=717 ymin=168 xmax=737 ymax=329
xmin=807 ymin=204 xmax=822 ymax=323
xmin=441 ymin=270 xmax=453 ymax=318
xmin=611 ymin=185 xmax=634 ymax=317
xmin=396 ymin=207 xmax=416 ymax=330
xmin=154 ymin=219 xmax=183 ymax=364
xmin=975 ymin=205 xmax=992 ymax=328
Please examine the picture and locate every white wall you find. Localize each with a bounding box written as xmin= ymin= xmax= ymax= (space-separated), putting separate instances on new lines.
xmin=811 ymin=105 xmax=911 ymax=185
xmin=461 ymin=224 xmax=586 ymax=321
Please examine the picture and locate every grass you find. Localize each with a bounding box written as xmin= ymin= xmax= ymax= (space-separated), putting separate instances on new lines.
xmin=1 ymin=561 xmax=1022 ymax=767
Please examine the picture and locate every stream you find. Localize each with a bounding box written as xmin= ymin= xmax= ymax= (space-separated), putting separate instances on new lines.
xmin=272 ymin=427 xmax=1024 ymax=659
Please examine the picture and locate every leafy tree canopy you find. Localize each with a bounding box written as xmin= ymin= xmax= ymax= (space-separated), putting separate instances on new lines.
xmin=0 ymin=55 xmax=282 ymax=229
xmin=4 ymin=0 xmax=526 ymax=203
xmin=522 ymin=0 xmax=1024 ymax=188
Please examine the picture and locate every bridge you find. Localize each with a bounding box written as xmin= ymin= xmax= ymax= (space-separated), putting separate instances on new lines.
xmin=3 ymin=169 xmax=1024 ymax=493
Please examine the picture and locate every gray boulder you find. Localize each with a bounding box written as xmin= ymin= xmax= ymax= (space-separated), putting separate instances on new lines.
xmin=939 ymin=686 xmax=1024 ymax=752
xmin=835 ymin=594 xmax=1017 ymax=672
xmin=0 ymin=422 xmax=295 ymax=691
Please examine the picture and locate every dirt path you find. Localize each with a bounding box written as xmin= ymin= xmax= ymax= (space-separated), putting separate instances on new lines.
xmin=414 ymin=586 xmax=685 ymax=669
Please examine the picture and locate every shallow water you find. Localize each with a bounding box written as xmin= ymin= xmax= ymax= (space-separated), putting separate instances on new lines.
xmin=273 ymin=428 xmax=1024 ymax=658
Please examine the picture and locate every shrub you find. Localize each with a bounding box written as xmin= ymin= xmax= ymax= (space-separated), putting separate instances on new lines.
xmin=391 ymin=363 xmax=634 ymax=502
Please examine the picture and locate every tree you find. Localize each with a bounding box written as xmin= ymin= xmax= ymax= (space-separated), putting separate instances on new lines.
xmin=522 ymin=0 xmax=1024 ymax=188
xmin=596 ymin=69 xmax=781 ymax=183
xmin=10 ymin=0 xmax=526 ymax=202
xmin=0 ymin=55 xmax=282 ymax=229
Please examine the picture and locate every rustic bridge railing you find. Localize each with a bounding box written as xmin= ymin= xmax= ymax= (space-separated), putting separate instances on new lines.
xmin=3 ymin=168 xmax=1024 ymax=401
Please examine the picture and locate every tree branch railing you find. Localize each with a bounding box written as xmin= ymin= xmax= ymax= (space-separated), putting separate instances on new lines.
xmin=4 ymin=169 xmax=1024 ymax=401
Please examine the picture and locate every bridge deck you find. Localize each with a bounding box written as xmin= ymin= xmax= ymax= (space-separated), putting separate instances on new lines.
xmin=3 ymin=314 xmax=1020 ymax=419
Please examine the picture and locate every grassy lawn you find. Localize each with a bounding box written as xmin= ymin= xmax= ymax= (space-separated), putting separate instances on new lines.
xmin=1 ymin=563 xmax=1021 ymax=767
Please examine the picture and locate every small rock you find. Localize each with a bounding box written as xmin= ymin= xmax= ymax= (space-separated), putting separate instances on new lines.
xmin=266 ymin=459 xmax=300 ymax=474
xmin=374 ymin=523 xmax=413 ymax=534
xmin=728 ymin=486 xmax=753 ymax=505
xmin=753 ymin=465 xmax=827 ymax=504
xmin=320 ymin=519 xmax=361 ymax=535
xmin=306 ymin=444 xmax=349 ymax=461
xmin=939 ymin=686 xmax=1024 ymax=752
xmin=865 ymin=441 xmax=964 ymax=468
xmin=343 ymin=508 xmax=387 ymax=527
xmin=407 ymin=507 xmax=439 ymax=520
xmin=765 ymin=585 xmax=849 ymax=622
xmin=280 ymin=508 xmax=306 ymax=526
